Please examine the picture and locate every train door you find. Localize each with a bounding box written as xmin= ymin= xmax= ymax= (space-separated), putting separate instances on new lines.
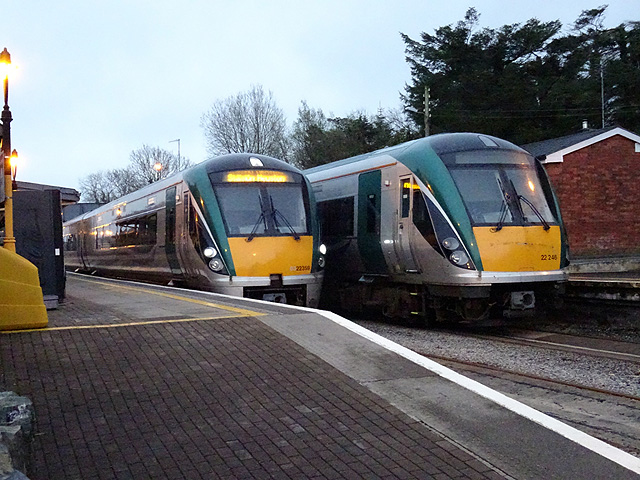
xmin=165 ymin=187 xmax=182 ymax=276
xmin=79 ymin=218 xmax=93 ymax=269
xmin=395 ymin=176 xmax=420 ymax=273
xmin=178 ymin=192 xmax=198 ymax=280
xmin=357 ymin=171 xmax=386 ymax=273
xmin=79 ymin=230 xmax=88 ymax=269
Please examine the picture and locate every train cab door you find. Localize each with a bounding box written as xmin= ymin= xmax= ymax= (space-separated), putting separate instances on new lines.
xmin=79 ymin=229 xmax=88 ymax=269
xmin=395 ymin=176 xmax=420 ymax=273
xmin=178 ymin=192 xmax=197 ymax=280
xmin=165 ymin=186 xmax=182 ymax=276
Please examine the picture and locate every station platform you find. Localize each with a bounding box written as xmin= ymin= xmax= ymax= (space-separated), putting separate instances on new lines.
xmin=567 ymin=268 xmax=640 ymax=303
xmin=2 ymin=274 xmax=639 ymax=479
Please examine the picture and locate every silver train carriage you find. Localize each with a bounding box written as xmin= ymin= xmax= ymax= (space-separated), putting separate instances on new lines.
xmin=64 ymin=153 xmax=325 ymax=307
xmin=304 ymin=133 xmax=569 ymax=322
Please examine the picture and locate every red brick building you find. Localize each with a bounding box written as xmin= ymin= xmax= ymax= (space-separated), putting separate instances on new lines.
xmin=523 ymin=126 xmax=640 ymax=258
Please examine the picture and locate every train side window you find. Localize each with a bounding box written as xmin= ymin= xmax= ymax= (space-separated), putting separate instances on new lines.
xmin=96 ymin=224 xmax=116 ymax=250
xmin=116 ymin=222 xmax=137 ymax=246
xmin=413 ymin=190 xmax=437 ymax=247
xmin=188 ymin=204 xmax=198 ymax=246
xmin=188 ymin=204 xmax=210 ymax=254
xmin=318 ymin=197 xmax=354 ymax=238
xmin=401 ymin=180 xmax=411 ymax=218
xmin=115 ymin=213 xmax=157 ymax=247
xmin=138 ymin=214 xmax=157 ymax=245
xmin=64 ymin=234 xmax=77 ymax=252
xmin=184 ymin=193 xmax=190 ymax=224
xmin=366 ymin=194 xmax=378 ymax=234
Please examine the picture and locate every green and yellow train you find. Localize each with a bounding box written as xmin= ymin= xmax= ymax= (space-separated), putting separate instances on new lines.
xmin=305 ymin=133 xmax=569 ymax=322
xmin=63 ymin=153 xmax=325 ymax=307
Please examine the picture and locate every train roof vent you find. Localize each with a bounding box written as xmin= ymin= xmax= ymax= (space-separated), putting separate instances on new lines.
xmin=478 ymin=135 xmax=499 ymax=147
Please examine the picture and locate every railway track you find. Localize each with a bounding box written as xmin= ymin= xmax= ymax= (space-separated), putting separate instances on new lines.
xmin=439 ymin=325 xmax=640 ymax=367
xmin=351 ymin=315 xmax=640 ymax=456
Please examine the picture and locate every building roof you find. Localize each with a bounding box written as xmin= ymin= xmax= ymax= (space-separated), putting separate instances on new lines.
xmin=16 ymin=181 xmax=80 ymax=205
xmin=522 ymin=126 xmax=640 ymax=164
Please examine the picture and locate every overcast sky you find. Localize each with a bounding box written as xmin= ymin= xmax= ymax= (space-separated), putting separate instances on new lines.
xmin=4 ymin=1 xmax=635 ymax=194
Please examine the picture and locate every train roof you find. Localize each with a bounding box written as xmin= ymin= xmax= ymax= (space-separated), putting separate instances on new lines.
xmin=65 ymin=153 xmax=298 ymax=225
xmin=304 ymin=133 xmax=527 ymax=176
xmin=202 ymin=153 xmax=303 ymax=174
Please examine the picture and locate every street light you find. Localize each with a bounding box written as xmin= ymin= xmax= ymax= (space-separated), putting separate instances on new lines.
xmin=0 ymin=48 xmax=49 ymax=329
xmin=153 ymin=161 xmax=163 ymax=181
xmin=9 ymin=149 xmax=17 ymax=190
xmin=0 ymin=47 xmax=15 ymax=253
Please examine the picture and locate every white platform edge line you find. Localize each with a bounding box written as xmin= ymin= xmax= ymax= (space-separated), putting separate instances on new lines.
xmin=71 ymin=274 xmax=640 ymax=474
xmin=317 ymin=309 xmax=640 ymax=475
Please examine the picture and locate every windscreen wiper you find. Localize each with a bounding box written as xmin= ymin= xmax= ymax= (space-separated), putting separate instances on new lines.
xmin=508 ymin=180 xmax=550 ymax=230
xmin=492 ymin=201 xmax=509 ymax=232
xmin=269 ymin=196 xmax=301 ymax=241
xmin=246 ymin=195 xmax=268 ymax=242
xmin=492 ymin=178 xmax=511 ymax=232
xmin=246 ymin=213 xmax=266 ymax=242
xmin=516 ymin=194 xmax=551 ymax=230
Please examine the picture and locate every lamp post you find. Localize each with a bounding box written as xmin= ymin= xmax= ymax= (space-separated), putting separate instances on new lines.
xmin=1 ymin=47 xmax=15 ymax=253
xmin=169 ymin=138 xmax=180 ymax=170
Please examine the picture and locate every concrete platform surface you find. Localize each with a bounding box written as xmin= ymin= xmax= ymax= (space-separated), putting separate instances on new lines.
xmin=1 ymin=273 xmax=639 ymax=479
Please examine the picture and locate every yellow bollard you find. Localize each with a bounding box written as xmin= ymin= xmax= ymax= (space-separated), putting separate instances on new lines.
xmin=0 ymin=247 xmax=48 ymax=330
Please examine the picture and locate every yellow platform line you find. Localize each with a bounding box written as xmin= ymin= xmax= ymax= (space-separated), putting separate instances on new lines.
xmin=2 ymin=276 xmax=265 ymax=334
xmin=2 ymin=315 xmax=251 ymax=334
xmin=82 ymin=277 xmax=263 ymax=317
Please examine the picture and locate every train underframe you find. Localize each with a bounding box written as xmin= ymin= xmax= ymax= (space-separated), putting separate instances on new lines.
xmin=321 ymin=276 xmax=566 ymax=325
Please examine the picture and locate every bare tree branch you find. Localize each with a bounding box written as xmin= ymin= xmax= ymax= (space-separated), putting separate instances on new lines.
xmin=79 ymin=145 xmax=192 ymax=202
xmin=201 ymin=85 xmax=289 ymax=160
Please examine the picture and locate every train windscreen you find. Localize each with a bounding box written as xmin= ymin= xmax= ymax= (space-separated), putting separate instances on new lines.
xmin=210 ymin=170 xmax=310 ymax=237
xmin=442 ymin=150 xmax=556 ymax=227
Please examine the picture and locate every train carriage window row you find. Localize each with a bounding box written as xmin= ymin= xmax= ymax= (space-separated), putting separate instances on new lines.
xmin=114 ymin=213 xmax=158 ymax=247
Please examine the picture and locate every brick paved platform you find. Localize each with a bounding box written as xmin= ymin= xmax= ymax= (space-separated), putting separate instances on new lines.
xmin=2 ymin=274 xmax=638 ymax=479
xmin=2 ymin=275 xmax=504 ymax=480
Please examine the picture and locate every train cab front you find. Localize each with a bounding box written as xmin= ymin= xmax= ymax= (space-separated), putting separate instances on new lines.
xmin=435 ymin=140 xmax=569 ymax=318
xmin=185 ymin=154 xmax=324 ymax=308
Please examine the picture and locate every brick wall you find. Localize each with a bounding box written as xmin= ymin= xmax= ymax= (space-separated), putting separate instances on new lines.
xmin=543 ymin=134 xmax=640 ymax=258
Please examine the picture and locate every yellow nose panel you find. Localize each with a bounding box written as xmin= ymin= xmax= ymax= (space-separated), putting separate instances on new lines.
xmin=473 ymin=226 xmax=561 ymax=272
xmin=227 ymin=236 xmax=313 ymax=277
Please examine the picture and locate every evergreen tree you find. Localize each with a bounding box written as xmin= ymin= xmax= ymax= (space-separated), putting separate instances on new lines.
xmin=401 ymin=6 xmax=640 ymax=143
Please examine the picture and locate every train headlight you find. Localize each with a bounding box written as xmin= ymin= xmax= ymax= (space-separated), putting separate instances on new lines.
xmin=203 ymin=247 xmax=217 ymax=258
xmin=319 ymin=243 xmax=327 ymax=255
xmin=450 ymin=251 xmax=469 ymax=266
xmin=318 ymin=256 xmax=326 ymax=268
xmin=442 ymin=237 xmax=460 ymax=250
xmin=208 ymin=259 xmax=224 ymax=272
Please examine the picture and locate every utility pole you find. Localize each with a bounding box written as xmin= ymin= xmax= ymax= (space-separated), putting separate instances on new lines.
xmin=424 ymin=86 xmax=430 ymax=137
xmin=600 ymin=58 xmax=605 ymax=128
xmin=170 ymin=139 xmax=181 ymax=169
